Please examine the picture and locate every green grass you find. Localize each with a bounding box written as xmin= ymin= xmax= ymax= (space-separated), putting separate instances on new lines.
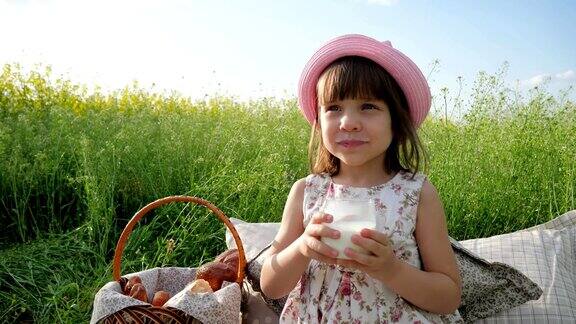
xmin=0 ymin=63 xmax=574 ymax=322
xmin=0 ymin=231 xmax=107 ymax=322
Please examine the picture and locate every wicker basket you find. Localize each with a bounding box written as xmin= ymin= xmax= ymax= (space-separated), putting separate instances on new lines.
xmin=102 ymin=195 xmax=247 ymax=324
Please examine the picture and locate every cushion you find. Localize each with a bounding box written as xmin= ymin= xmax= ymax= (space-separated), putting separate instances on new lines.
xmin=461 ymin=210 xmax=576 ymax=323
xmin=226 ymin=215 xmax=550 ymax=322
xmin=451 ymin=239 xmax=542 ymax=321
xmin=227 ymin=220 xmax=285 ymax=320
xmin=240 ymin=280 xmax=279 ymax=324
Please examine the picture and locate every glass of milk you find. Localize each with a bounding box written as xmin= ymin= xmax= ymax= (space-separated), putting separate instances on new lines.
xmin=320 ymin=197 xmax=377 ymax=259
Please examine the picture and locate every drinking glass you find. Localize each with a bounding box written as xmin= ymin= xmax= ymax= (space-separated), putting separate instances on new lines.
xmin=320 ymin=197 xmax=377 ymax=259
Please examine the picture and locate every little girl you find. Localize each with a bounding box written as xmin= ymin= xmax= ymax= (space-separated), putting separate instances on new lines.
xmin=260 ymin=34 xmax=463 ymax=323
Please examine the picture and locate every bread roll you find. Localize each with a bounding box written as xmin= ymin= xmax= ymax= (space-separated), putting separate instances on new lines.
xmin=124 ymin=276 xmax=142 ymax=295
xmin=129 ymin=283 xmax=148 ymax=302
xmin=195 ymin=261 xmax=236 ymax=291
xmin=151 ymin=290 xmax=170 ymax=306
xmin=215 ymin=249 xmax=240 ymax=271
xmin=189 ymin=279 xmax=213 ymax=293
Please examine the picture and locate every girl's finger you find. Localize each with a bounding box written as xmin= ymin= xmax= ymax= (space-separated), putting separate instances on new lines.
xmin=310 ymin=212 xmax=333 ymax=224
xmin=343 ymin=247 xmax=375 ymax=266
xmin=360 ymin=228 xmax=390 ymax=245
xmin=336 ymin=258 xmax=366 ymax=271
xmin=305 ymin=223 xmax=340 ymax=239
xmin=304 ymin=236 xmax=339 ymax=259
xmin=351 ymin=233 xmax=384 ymax=255
xmin=307 ymin=249 xmax=339 ymax=265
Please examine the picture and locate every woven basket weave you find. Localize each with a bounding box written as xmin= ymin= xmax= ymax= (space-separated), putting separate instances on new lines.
xmin=102 ymin=195 xmax=247 ymax=324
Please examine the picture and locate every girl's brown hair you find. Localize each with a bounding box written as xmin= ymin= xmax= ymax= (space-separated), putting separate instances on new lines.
xmin=308 ymin=56 xmax=428 ymax=176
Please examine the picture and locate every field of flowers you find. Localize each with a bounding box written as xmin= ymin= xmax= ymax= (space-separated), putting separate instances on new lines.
xmin=0 ymin=64 xmax=574 ymax=322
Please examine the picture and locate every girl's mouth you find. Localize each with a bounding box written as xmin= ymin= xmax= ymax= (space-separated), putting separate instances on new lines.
xmin=337 ymin=140 xmax=367 ymax=148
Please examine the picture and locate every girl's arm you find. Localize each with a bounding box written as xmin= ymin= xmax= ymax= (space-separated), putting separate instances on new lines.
xmin=404 ymin=179 xmax=462 ymax=313
xmin=338 ymin=179 xmax=461 ymax=314
xmin=260 ymin=178 xmax=340 ymax=299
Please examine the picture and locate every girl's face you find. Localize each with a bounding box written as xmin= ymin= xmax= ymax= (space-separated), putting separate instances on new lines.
xmin=319 ymin=98 xmax=393 ymax=169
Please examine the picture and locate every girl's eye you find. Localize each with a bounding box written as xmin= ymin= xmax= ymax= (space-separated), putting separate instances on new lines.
xmin=362 ymin=103 xmax=378 ymax=110
xmin=325 ymin=105 xmax=340 ymax=112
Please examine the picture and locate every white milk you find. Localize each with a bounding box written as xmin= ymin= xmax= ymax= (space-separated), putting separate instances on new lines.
xmin=320 ymin=198 xmax=376 ymax=259
xmin=322 ymin=221 xmax=375 ymax=259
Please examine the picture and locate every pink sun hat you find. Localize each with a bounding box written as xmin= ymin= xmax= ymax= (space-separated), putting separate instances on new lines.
xmin=298 ymin=34 xmax=431 ymax=128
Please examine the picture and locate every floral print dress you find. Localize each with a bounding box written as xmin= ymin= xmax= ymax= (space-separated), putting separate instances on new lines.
xmin=280 ymin=171 xmax=463 ymax=324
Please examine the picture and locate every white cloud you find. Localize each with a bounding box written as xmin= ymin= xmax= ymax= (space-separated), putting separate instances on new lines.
xmin=521 ymin=69 xmax=575 ymax=88
xmin=0 ymin=0 xmax=267 ymax=99
xmin=522 ymin=74 xmax=551 ymax=87
xmin=555 ymin=69 xmax=575 ymax=80
xmin=365 ymin=0 xmax=399 ymax=6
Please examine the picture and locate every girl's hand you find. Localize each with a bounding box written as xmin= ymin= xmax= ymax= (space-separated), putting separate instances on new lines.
xmin=337 ymin=228 xmax=400 ymax=281
xmin=297 ymin=212 xmax=340 ymax=264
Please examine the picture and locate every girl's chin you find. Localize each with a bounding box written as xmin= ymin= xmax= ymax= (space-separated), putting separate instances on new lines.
xmin=336 ymin=157 xmax=372 ymax=167
xmin=334 ymin=154 xmax=386 ymax=168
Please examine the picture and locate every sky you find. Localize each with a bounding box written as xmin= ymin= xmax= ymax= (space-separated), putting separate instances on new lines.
xmin=1 ymin=0 xmax=575 ymax=115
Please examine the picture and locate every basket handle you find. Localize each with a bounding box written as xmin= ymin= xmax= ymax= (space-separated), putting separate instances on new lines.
xmin=112 ymin=195 xmax=247 ymax=286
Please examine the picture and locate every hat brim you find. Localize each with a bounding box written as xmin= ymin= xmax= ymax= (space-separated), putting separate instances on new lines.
xmin=298 ymin=34 xmax=431 ymax=127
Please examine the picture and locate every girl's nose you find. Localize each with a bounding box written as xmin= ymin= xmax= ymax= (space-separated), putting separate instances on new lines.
xmin=339 ymin=111 xmax=361 ymax=131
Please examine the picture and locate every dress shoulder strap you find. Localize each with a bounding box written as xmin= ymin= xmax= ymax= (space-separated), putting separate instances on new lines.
xmin=391 ymin=171 xmax=428 ymax=222
xmin=395 ymin=171 xmax=427 ymax=191
xmin=302 ymin=173 xmax=331 ymax=225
